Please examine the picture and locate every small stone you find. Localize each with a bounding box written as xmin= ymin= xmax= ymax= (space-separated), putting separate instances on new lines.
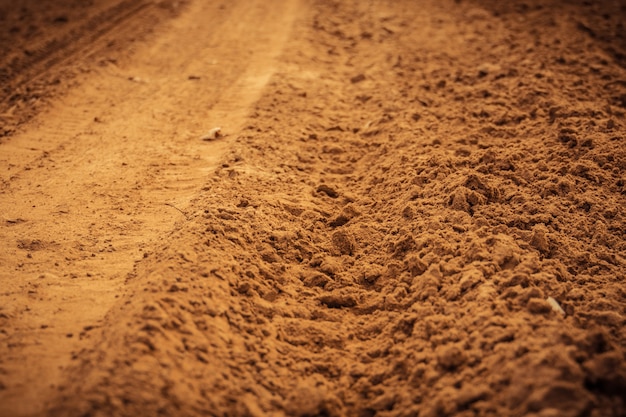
xmin=546 ymin=296 xmax=565 ymax=316
xmin=201 ymin=127 xmax=222 ymax=141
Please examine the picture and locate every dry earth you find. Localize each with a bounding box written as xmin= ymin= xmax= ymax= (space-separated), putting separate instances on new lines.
xmin=1 ymin=1 xmax=625 ymax=417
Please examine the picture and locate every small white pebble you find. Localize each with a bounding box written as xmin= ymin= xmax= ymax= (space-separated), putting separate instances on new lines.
xmin=201 ymin=127 xmax=222 ymax=141
xmin=128 ymin=76 xmax=146 ymax=83
xmin=546 ymin=296 xmax=565 ymax=316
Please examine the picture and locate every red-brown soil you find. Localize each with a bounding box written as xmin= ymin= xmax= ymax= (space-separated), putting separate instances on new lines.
xmin=1 ymin=1 xmax=625 ymax=416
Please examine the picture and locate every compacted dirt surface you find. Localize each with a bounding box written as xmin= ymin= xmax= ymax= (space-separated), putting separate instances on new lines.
xmin=1 ymin=0 xmax=625 ymax=416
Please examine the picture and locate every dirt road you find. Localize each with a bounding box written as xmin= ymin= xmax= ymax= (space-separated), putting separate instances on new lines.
xmin=0 ymin=0 xmax=299 ymax=415
xmin=1 ymin=0 xmax=625 ymax=416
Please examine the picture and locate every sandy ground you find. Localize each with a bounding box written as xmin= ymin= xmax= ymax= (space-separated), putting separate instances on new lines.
xmin=1 ymin=0 xmax=625 ymax=416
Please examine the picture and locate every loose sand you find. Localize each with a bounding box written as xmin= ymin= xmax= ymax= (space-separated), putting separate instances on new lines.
xmin=1 ymin=0 xmax=625 ymax=416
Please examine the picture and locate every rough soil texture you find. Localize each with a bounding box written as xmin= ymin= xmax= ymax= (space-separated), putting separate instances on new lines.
xmin=1 ymin=0 xmax=625 ymax=417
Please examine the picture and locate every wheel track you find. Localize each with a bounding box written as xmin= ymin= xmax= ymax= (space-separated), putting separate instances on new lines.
xmin=0 ymin=1 xmax=301 ymax=415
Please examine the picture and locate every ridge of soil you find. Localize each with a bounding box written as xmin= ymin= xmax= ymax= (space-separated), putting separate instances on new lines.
xmin=1 ymin=0 xmax=626 ymax=416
